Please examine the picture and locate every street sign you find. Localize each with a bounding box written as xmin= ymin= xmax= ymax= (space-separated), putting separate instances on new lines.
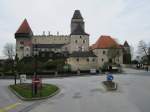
xmin=107 ymin=74 xmax=114 ymax=81
xmin=20 ymin=74 xmax=26 ymax=83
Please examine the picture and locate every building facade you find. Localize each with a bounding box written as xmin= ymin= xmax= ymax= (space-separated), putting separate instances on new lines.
xmin=15 ymin=10 xmax=130 ymax=71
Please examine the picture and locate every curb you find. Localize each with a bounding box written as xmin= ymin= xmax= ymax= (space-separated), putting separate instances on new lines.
xmin=9 ymin=84 xmax=60 ymax=101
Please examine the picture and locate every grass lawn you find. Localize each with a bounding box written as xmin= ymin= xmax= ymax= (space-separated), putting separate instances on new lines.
xmin=10 ymin=83 xmax=59 ymax=99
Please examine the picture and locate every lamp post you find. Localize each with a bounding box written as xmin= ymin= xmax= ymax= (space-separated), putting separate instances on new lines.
xmin=14 ymin=61 xmax=17 ymax=85
xmin=34 ymin=39 xmax=38 ymax=78
xmin=11 ymin=53 xmax=17 ymax=85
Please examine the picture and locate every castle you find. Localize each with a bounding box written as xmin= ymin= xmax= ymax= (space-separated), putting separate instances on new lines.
xmin=15 ymin=10 xmax=130 ymax=71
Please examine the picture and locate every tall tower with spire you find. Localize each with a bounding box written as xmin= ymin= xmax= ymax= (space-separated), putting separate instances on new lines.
xmin=15 ymin=19 xmax=33 ymax=59
xmin=69 ymin=10 xmax=89 ymax=53
xmin=71 ymin=10 xmax=85 ymax=34
xmin=123 ymin=41 xmax=131 ymax=64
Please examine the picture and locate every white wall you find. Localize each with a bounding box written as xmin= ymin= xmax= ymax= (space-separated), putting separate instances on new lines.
xmin=69 ymin=35 xmax=89 ymax=53
xmin=67 ymin=57 xmax=97 ymax=71
xmin=93 ymin=48 xmax=123 ymax=68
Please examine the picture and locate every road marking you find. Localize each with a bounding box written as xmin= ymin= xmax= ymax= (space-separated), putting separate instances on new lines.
xmin=0 ymin=102 xmax=21 ymax=112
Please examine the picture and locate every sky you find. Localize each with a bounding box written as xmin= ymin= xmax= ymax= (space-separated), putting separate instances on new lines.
xmin=0 ymin=0 xmax=150 ymax=57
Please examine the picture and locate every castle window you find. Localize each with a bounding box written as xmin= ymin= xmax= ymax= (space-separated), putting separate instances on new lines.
xmin=83 ymin=40 xmax=86 ymax=43
xmin=80 ymin=36 xmax=82 ymax=38
xmin=102 ymin=58 xmax=104 ymax=62
xmin=86 ymin=58 xmax=89 ymax=62
xmin=75 ymin=40 xmax=78 ymax=43
xmin=76 ymin=58 xmax=79 ymax=62
xmin=103 ymin=51 xmax=106 ymax=54
xmin=117 ymin=51 xmax=120 ymax=55
xmin=92 ymin=58 xmax=95 ymax=62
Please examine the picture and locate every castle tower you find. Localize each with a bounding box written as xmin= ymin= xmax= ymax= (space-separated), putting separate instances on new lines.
xmin=123 ymin=41 xmax=131 ymax=64
xmin=15 ymin=19 xmax=33 ymax=59
xmin=71 ymin=10 xmax=85 ymax=33
xmin=123 ymin=41 xmax=130 ymax=54
xmin=69 ymin=10 xmax=89 ymax=53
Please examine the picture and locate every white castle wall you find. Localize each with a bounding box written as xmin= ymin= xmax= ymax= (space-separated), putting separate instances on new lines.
xmin=93 ymin=48 xmax=123 ymax=68
xmin=69 ymin=35 xmax=89 ymax=53
xmin=32 ymin=35 xmax=70 ymax=44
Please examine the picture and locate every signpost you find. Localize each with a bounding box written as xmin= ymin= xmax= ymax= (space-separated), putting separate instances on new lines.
xmin=106 ymin=73 xmax=114 ymax=82
xmin=32 ymin=76 xmax=42 ymax=96
xmin=20 ymin=74 xmax=26 ymax=84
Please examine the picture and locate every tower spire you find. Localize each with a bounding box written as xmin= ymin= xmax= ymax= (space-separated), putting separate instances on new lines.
xmin=15 ymin=19 xmax=33 ymax=38
xmin=72 ymin=10 xmax=83 ymax=19
xmin=71 ymin=10 xmax=88 ymax=35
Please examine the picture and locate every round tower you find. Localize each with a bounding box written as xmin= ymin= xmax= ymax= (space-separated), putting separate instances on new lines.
xmin=15 ymin=19 xmax=33 ymax=59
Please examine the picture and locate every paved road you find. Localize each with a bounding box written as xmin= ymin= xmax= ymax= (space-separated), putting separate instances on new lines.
xmin=123 ymin=68 xmax=150 ymax=75
xmin=0 ymin=68 xmax=150 ymax=112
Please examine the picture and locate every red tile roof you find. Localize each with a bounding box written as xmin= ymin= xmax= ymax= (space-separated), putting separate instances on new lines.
xmin=15 ymin=19 xmax=33 ymax=34
xmin=91 ymin=35 xmax=121 ymax=49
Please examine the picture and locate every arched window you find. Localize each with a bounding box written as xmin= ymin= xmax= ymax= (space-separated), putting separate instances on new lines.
xmin=83 ymin=40 xmax=86 ymax=43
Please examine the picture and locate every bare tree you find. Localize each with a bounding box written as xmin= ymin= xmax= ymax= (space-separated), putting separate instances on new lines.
xmin=138 ymin=40 xmax=150 ymax=64
xmin=3 ymin=43 xmax=15 ymax=60
xmin=107 ymin=45 xmax=121 ymax=64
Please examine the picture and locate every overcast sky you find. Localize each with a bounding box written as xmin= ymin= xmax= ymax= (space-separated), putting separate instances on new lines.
xmin=0 ymin=0 xmax=150 ymax=57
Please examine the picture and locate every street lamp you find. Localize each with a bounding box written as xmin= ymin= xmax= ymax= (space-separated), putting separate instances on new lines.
xmin=32 ymin=39 xmax=39 ymax=95
xmin=34 ymin=39 xmax=38 ymax=78
xmin=12 ymin=54 xmax=17 ymax=85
